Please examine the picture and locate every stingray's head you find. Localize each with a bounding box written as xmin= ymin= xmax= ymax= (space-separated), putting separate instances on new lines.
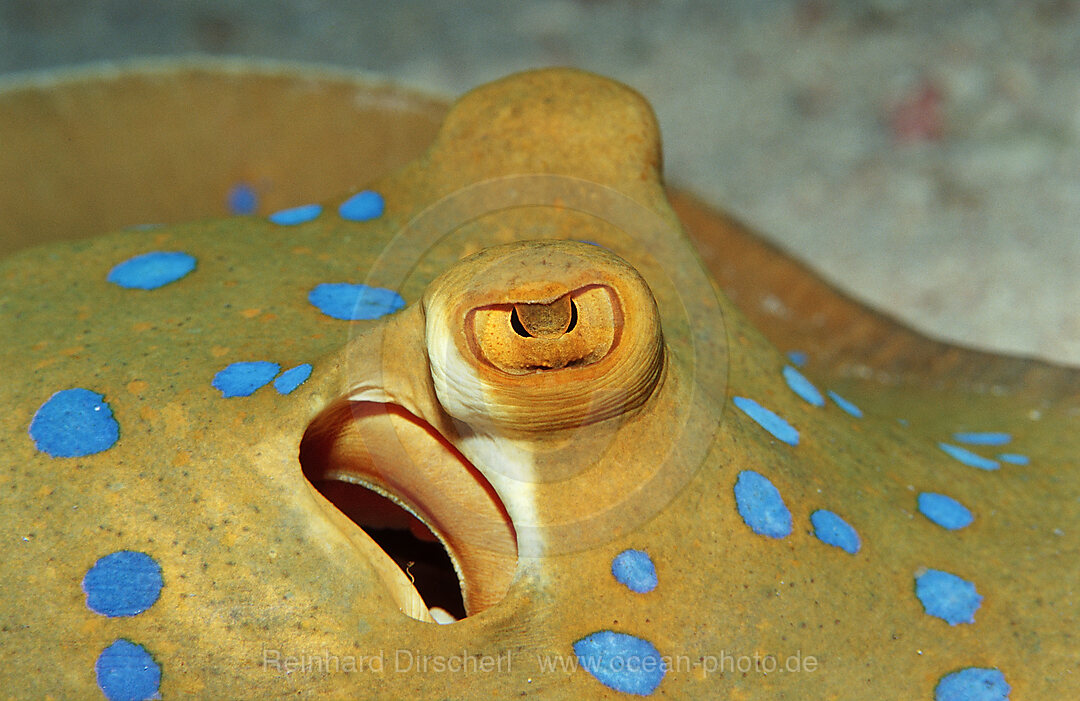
xmin=300 ymin=240 xmax=676 ymax=623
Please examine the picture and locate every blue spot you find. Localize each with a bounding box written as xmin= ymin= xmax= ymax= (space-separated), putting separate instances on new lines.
xmin=212 ymin=361 xmax=280 ymax=398
xmin=308 ymin=283 xmax=405 ymax=321
xmin=29 ymin=388 xmax=119 ymax=458
xmin=915 ymin=569 xmax=982 ymax=625
xmin=782 ymin=365 xmax=824 ymax=407
xmin=935 ymin=667 xmax=1010 ymax=701
xmin=918 ymin=493 xmax=974 ymax=530
xmin=338 ymin=190 xmax=385 ymax=221
xmin=611 ymin=549 xmax=658 ymax=594
xmin=227 ymin=183 xmax=258 ymax=215
xmin=953 ymin=431 xmax=1011 ymax=446
xmin=898 ymin=418 xmax=910 ymax=426
xmin=787 ymin=350 xmax=808 ymax=367
xmin=733 ymin=397 xmax=799 ymax=446
xmin=939 ymin=443 xmax=999 ymax=471
xmin=827 ymin=390 xmax=863 ymax=418
xmin=82 ymin=551 xmax=163 ymax=617
xmin=573 ymin=631 xmax=665 ymax=696
xmin=810 ymin=510 xmax=860 ymax=554
xmin=107 ymin=251 xmax=196 ymax=290
xmin=734 ymin=470 xmax=792 ymax=539
xmin=95 ymin=639 xmax=161 ymax=701
xmin=997 ymin=453 xmax=1029 ymax=466
xmin=274 ymin=364 xmax=312 ymax=395
xmin=269 ymin=203 xmax=321 ymax=225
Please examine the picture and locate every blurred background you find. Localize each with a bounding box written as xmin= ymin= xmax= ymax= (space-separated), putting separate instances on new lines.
xmin=2 ymin=0 xmax=1078 ymax=365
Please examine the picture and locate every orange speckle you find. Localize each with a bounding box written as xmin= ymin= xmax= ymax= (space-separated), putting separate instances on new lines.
xmin=33 ymin=358 xmax=59 ymax=371
xmin=317 ymin=253 xmax=332 ymax=261
xmin=223 ymin=280 xmax=237 ymax=288
xmin=140 ymin=406 xmax=160 ymax=422
xmin=211 ymin=346 xmax=230 ymax=357
xmin=32 ymin=340 xmax=49 ymax=351
xmin=162 ymin=404 xmax=189 ymax=433
xmin=173 ymin=451 xmax=192 ymax=467
xmin=241 ymin=308 xmax=261 ymax=319
xmin=292 ymin=246 xmax=312 ymax=255
xmin=60 ymin=346 xmax=84 ymax=357
xmin=132 ymin=321 xmax=155 ymax=333
xmin=127 ymin=380 xmax=149 ymax=395
xmin=153 ymin=232 xmax=172 ymax=245
xmin=35 ymin=484 xmax=54 ymax=499
xmin=261 ymin=313 xmax=278 ymax=322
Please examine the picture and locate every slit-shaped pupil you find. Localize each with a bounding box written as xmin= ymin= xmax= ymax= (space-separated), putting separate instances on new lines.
xmin=510 ymin=306 xmax=530 ymax=337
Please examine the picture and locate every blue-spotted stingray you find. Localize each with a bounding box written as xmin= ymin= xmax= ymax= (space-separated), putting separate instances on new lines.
xmin=0 ymin=66 xmax=1077 ymax=700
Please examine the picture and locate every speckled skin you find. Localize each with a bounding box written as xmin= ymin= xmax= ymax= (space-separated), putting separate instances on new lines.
xmin=1 ymin=68 xmax=1077 ymax=699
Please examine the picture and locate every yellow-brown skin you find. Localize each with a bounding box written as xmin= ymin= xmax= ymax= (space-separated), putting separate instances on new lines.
xmin=0 ymin=68 xmax=1077 ymax=699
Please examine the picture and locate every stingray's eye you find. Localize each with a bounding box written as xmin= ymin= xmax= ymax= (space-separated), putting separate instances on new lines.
xmin=469 ymin=286 xmax=617 ymax=375
xmin=423 ymin=240 xmax=665 ymax=434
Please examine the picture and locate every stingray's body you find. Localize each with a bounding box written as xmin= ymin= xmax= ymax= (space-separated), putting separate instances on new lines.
xmin=0 ymin=67 xmax=1076 ymax=699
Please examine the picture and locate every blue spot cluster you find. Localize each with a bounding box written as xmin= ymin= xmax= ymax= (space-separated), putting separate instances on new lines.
xmin=84 ymin=552 xmax=164 ymax=700
xmin=576 ymin=546 xmax=665 ymax=691
xmin=573 ymin=631 xmax=665 ymax=696
xmin=611 ymin=549 xmax=658 ymax=594
xmin=338 ymin=190 xmax=385 ymax=221
xmin=810 ymin=510 xmax=860 ymax=554
xmin=915 ymin=569 xmax=982 ymax=625
xmin=938 ymin=443 xmax=1000 ymax=471
xmin=273 ymin=364 xmax=313 ymax=395
xmin=952 ymin=431 xmax=1011 ymax=446
xmin=212 ymin=361 xmax=280 ymax=398
xmin=734 ymin=470 xmax=793 ymax=539
xmin=108 ymin=251 xmax=196 ymax=290
xmin=733 ymin=396 xmax=799 ymax=446
xmin=935 ymin=667 xmax=1011 ymax=701
xmin=38 ymin=186 xmax=410 ymax=695
xmin=736 ymin=356 xmax=1012 ymax=687
xmin=308 ymin=282 xmax=405 ymax=321
xmin=918 ymin=493 xmax=974 ymax=530
xmin=83 ymin=551 xmax=163 ymax=617
xmin=29 ymin=388 xmax=120 ymax=458
xmin=227 ymin=183 xmax=258 ymax=215
xmin=268 ymin=203 xmax=322 ymax=225
xmin=782 ymin=365 xmax=824 ymax=407
xmin=213 ymin=361 xmax=312 ymax=398
xmin=786 ymin=350 xmax=808 ymax=367
xmin=95 ymin=639 xmax=161 ymax=701
xmin=271 ymin=189 xmax=387 ymax=226
xmin=732 ymin=375 xmax=864 ymax=551
xmin=826 ymin=390 xmax=863 ymax=418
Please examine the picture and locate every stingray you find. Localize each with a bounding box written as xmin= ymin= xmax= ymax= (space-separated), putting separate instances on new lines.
xmin=0 ymin=65 xmax=1076 ymax=700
